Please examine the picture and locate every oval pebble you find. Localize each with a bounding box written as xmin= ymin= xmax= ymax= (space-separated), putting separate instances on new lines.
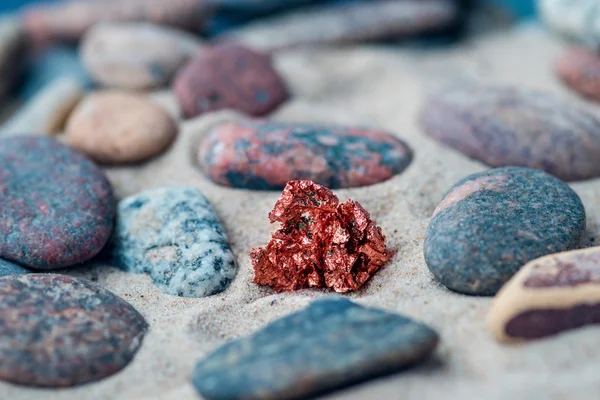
xmin=198 ymin=119 xmax=413 ymax=190
xmin=424 ymin=167 xmax=586 ymax=296
xmin=173 ymin=44 xmax=289 ymax=118
xmin=489 ymin=247 xmax=600 ymax=342
xmin=192 ymin=297 xmax=438 ymax=400
xmin=556 ymin=47 xmax=600 ymax=102
xmin=0 ymin=137 xmax=114 ymax=269
xmin=110 ymin=187 xmax=237 ymax=298
xmin=538 ymin=0 xmax=600 ymax=47
xmin=0 ymin=259 xmax=30 ymax=277
xmin=66 ymin=91 xmax=178 ymax=164
xmin=420 ymin=85 xmax=600 ymax=181
xmin=0 ymin=274 xmax=147 ymax=387
xmin=81 ymin=23 xmax=202 ymax=90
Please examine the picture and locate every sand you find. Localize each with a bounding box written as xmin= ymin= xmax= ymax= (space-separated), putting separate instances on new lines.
xmin=4 ymin=23 xmax=600 ymax=400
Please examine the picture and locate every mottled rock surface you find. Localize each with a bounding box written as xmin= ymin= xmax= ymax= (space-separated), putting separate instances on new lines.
xmin=420 ymin=85 xmax=600 ymax=181
xmin=81 ymin=23 xmax=202 ymax=90
xmin=66 ymin=91 xmax=178 ymax=164
xmin=174 ymin=44 xmax=289 ymax=118
xmin=110 ymin=187 xmax=237 ymax=298
xmin=0 ymin=137 xmax=114 ymax=269
xmin=0 ymin=274 xmax=147 ymax=387
xmin=198 ymin=119 xmax=412 ymax=190
xmin=425 ymin=167 xmax=586 ymax=295
xmin=0 ymin=259 xmax=30 ymax=277
xmin=556 ymin=47 xmax=600 ymax=102
xmin=489 ymin=247 xmax=600 ymax=342
xmin=192 ymin=297 xmax=439 ymax=400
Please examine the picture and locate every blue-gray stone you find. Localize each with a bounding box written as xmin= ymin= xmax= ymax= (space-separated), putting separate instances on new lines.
xmin=0 ymin=258 xmax=30 ymax=276
xmin=424 ymin=167 xmax=586 ymax=296
xmin=110 ymin=187 xmax=237 ymax=298
xmin=192 ymin=297 xmax=439 ymax=400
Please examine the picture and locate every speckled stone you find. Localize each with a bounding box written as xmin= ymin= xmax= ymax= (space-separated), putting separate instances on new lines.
xmin=65 ymin=91 xmax=178 ymax=164
xmin=538 ymin=0 xmax=600 ymax=48
xmin=173 ymin=44 xmax=289 ymax=118
xmin=489 ymin=247 xmax=600 ymax=342
xmin=424 ymin=167 xmax=586 ymax=296
xmin=420 ymin=85 xmax=600 ymax=181
xmin=556 ymin=47 xmax=600 ymax=102
xmin=110 ymin=187 xmax=237 ymax=298
xmin=192 ymin=297 xmax=439 ymax=400
xmin=0 ymin=137 xmax=114 ymax=269
xmin=198 ymin=119 xmax=413 ymax=190
xmin=81 ymin=23 xmax=202 ymax=90
xmin=0 ymin=274 xmax=147 ymax=387
xmin=0 ymin=259 xmax=30 ymax=277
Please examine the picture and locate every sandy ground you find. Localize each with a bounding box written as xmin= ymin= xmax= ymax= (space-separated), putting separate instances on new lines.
xmin=4 ymin=23 xmax=600 ymax=400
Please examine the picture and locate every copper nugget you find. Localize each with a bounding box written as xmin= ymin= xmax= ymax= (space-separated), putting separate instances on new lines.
xmin=250 ymin=180 xmax=391 ymax=293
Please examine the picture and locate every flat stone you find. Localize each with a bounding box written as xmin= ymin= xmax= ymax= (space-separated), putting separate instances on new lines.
xmin=489 ymin=247 xmax=600 ymax=342
xmin=110 ymin=187 xmax=237 ymax=298
xmin=198 ymin=119 xmax=413 ymax=190
xmin=0 ymin=137 xmax=115 ymax=269
xmin=223 ymin=0 xmax=459 ymax=51
xmin=419 ymin=85 xmax=600 ymax=181
xmin=81 ymin=23 xmax=202 ymax=90
xmin=539 ymin=0 xmax=600 ymax=47
xmin=0 ymin=77 xmax=83 ymax=136
xmin=0 ymin=274 xmax=147 ymax=387
xmin=556 ymin=47 xmax=600 ymax=102
xmin=0 ymin=18 xmax=25 ymax=102
xmin=0 ymin=259 xmax=30 ymax=277
xmin=65 ymin=91 xmax=178 ymax=164
xmin=424 ymin=167 xmax=586 ymax=296
xmin=192 ymin=297 xmax=439 ymax=400
xmin=173 ymin=44 xmax=289 ymax=118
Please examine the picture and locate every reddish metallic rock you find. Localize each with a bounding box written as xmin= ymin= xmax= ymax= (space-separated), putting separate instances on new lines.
xmin=173 ymin=44 xmax=289 ymax=118
xmin=198 ymin=119 xmax=413 ymax=190
xmin=250 ymin=180 xmax=391 ymax=293
xmin=556 ymin=47 xmax=600 ymax=102
xmin=0 ymin=274 xmax=148 ymax=387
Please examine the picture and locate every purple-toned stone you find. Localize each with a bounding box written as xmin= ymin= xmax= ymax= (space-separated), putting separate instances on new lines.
xmin=0 ymin=274 xmax=147 ymax=387
xmin=0 ymin=137 xmax=115 ymax=269
xmin=198 ymin=119 xmax=413 ymax=190
xmin=173 ymin=44 xmax=289 ymax=118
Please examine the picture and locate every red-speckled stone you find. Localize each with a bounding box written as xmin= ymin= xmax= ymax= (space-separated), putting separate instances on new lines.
xmin=556 ymin=47 xmax=600 ymax=102
xmin=198 ymin=119 xmax=412 ymax=190
xmin=173 ymin=44 xmax=289 ymax=118
xmin=0 ymin=274 xmax=147 ymax=387
xmin=0 ymin=137 xmax=114 ymax=269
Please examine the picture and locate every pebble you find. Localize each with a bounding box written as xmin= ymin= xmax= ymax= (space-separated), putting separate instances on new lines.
xmin=198 ymin=119 xmax=413 ymax=190
xmin=0 ymin=137 xmax=115 ymax=269
xmin=0 ymin=18 xmax=25 ymax=102
xmin=110 ymin=187 xmax=237 ymax=298
xmin=81 ymin=23 xmax=202 ymax=90
xmin=489 ymin=247 xmax=600 ymax=342
xmin=556 ymin=47 xmax=600 ymax=102
xmin=223 ymin=0 xmax=459 ymax=51
xmin=424 ymin=167 xmax=586 ymax=296
xmin=192 ymin=297 xmax=439 ymax=400
xmin=0 ymin=274 xmax=147 ymax=387
xmin=0 ymin=259 xmax=30 ymax=277
xmin=65 ymin=91 xmax=178 ymax=164
xmin=419 ymin=85 xmax=600 ymax=181
xmin=173 ymin=44 xmax=289 ymax=118
xmin=538 ymin=0 xmax=600 ymax=47
xmin=21 ymin=0 xmax=210 ymax=46
xmin=0 ymin=77 xmax=83 ymax=136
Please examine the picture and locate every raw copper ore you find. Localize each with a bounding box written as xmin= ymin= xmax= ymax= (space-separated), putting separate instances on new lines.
xmin=250 ymin=180 xmax=391 ymax=293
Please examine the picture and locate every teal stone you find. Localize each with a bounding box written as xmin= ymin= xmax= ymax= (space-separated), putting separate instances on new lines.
xmin=0 ymin=259 xmax=30 ymax=276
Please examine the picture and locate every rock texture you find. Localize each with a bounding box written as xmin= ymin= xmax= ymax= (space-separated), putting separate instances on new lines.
xmin=556 ymin=47 xmax=600 ymax=102
xmin=0 ymin=259 xmax=30 ymax=277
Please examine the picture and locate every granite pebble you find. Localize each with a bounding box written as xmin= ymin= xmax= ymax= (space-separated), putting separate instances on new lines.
xmin=0 ymin=259 xmax=30 ymax=277
xmin=424 ymin=167 xmax=586 ymax=296
xmin=420 ymin=85 xmax=600 ymax=181
xmin=556 ymin=47 xmax=600 ymax=102
xmin=192 ymin=297 xmax=439 ymax=400
xmin=81 ymin=23 xmax=202 ymax=90
xmin=110 ymin=187 xmax=237 ymax=298
xmin=65 ymin=91 xmax=178 ymax=164
xmin=489 ymin=247 xmax=600 ymax=342
xmin=173 ymin=44 xmax=289 ymax=118
xmin=0 ymin=274 xmax=147 ymax=387
xmin=0 ymin=137 xmax=115 ymax=269
xmin=198 ymin=119 xmax=413 ymax=190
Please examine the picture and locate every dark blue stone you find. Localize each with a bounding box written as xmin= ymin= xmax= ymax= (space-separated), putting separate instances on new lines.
xmin=192 ymin=297 xmax=439 ymax=400
xmin=0 ymin=259 xmax=30 ymax=276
